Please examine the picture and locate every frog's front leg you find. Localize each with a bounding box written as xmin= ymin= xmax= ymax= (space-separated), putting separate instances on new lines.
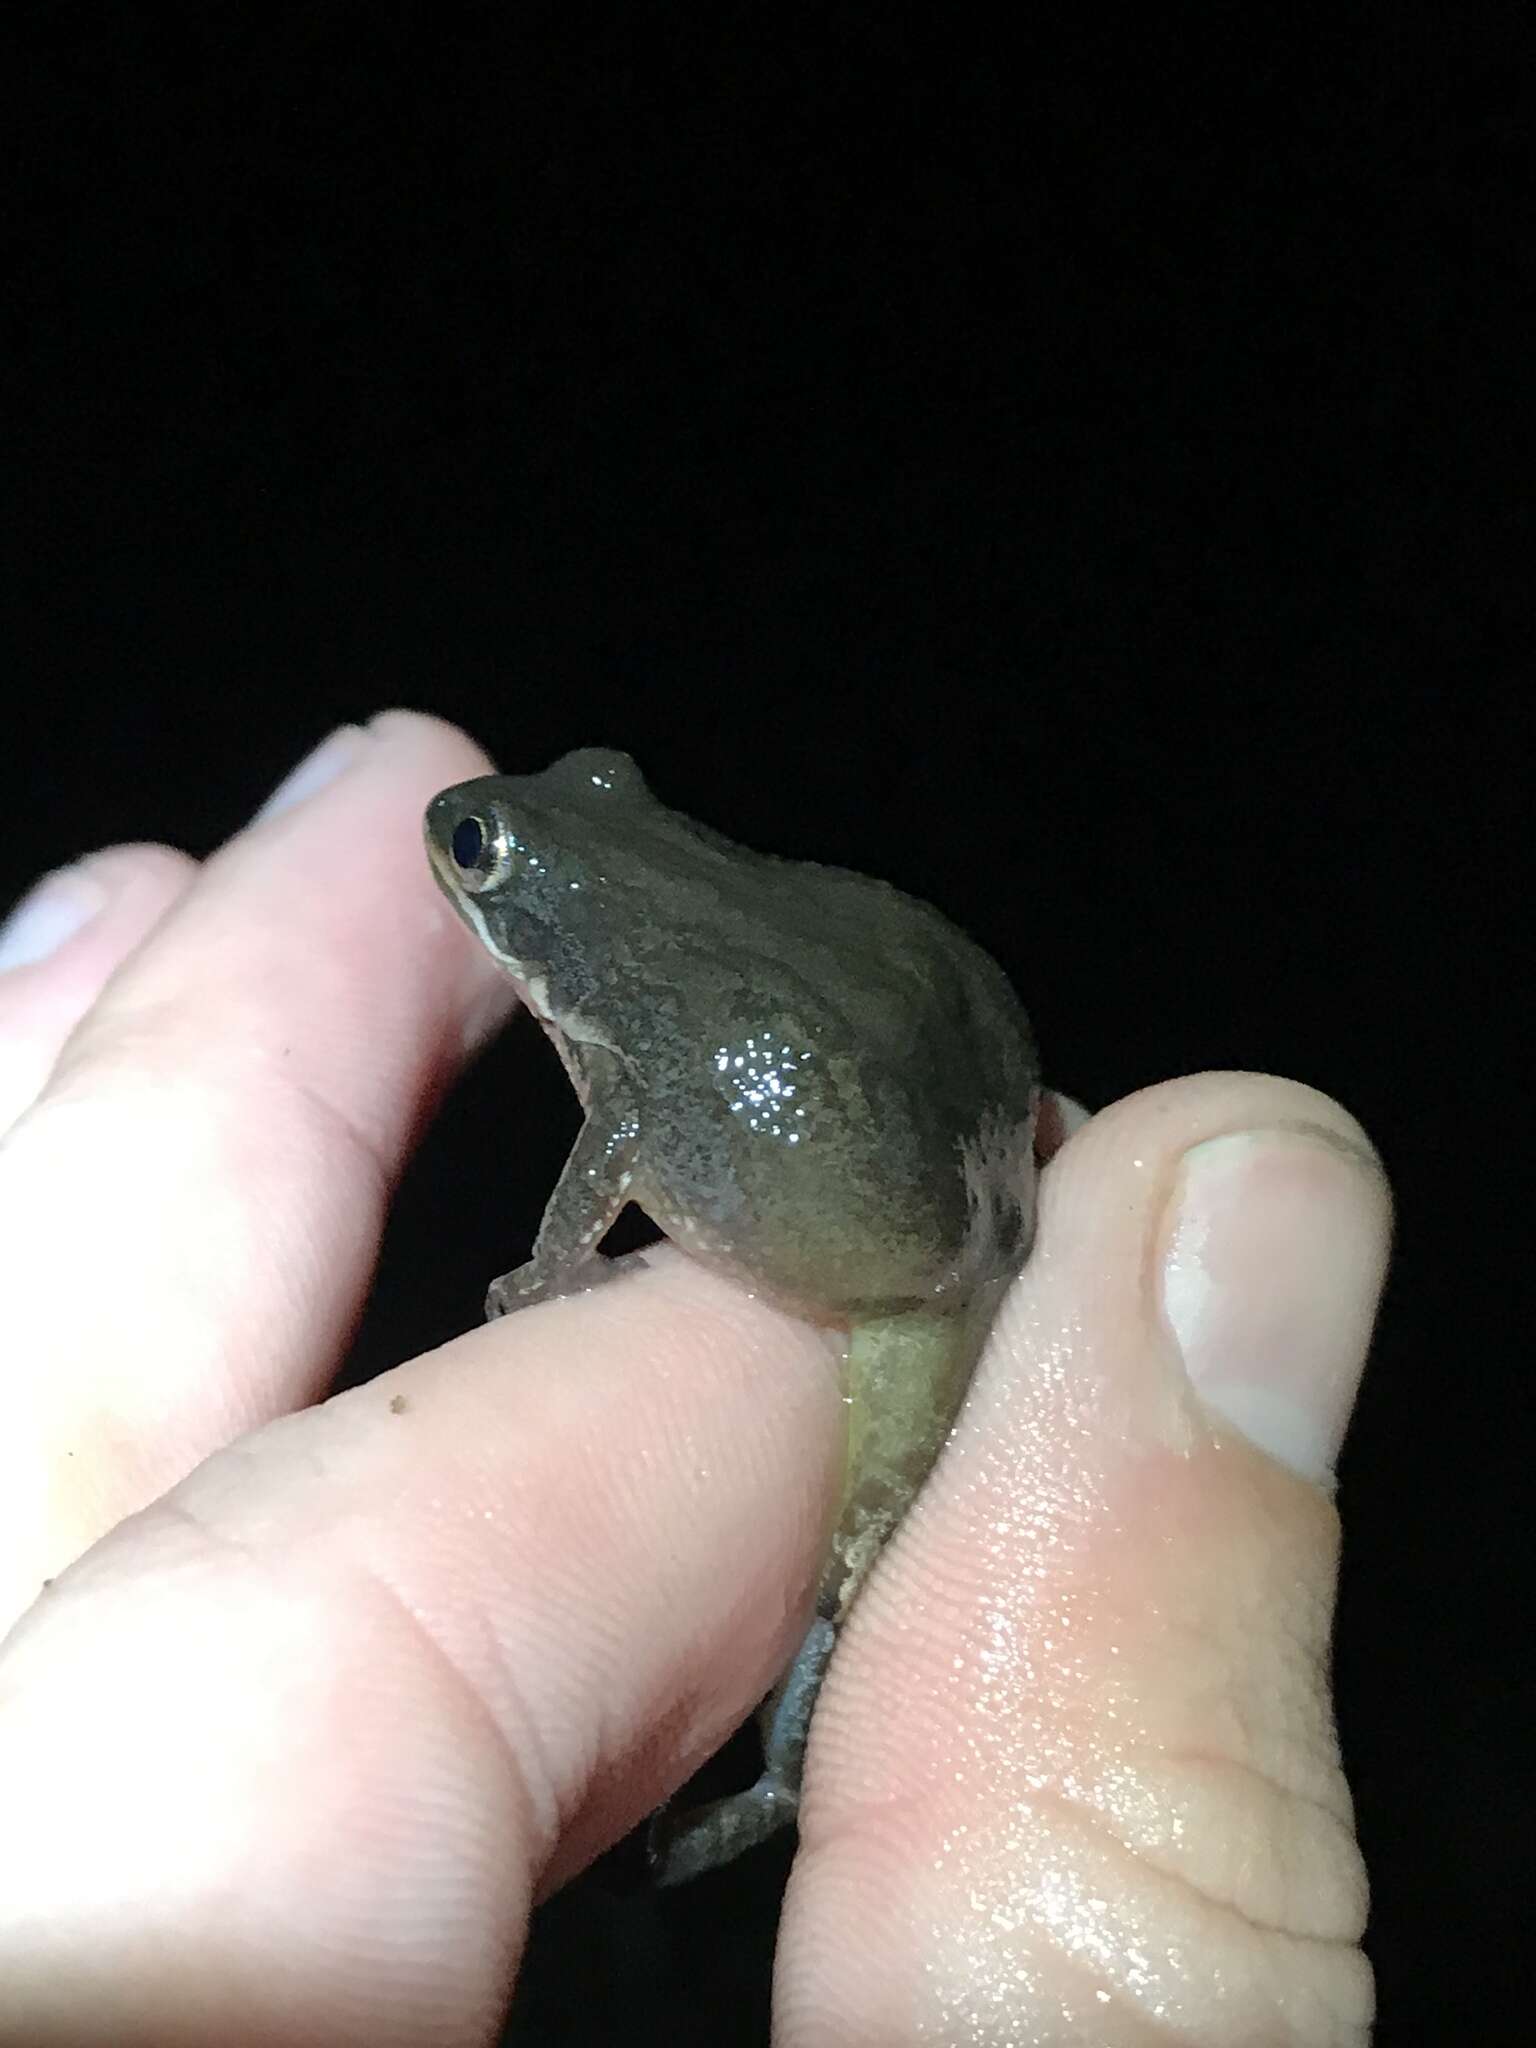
xmin=486 ymin=1051 xmax=644 ymax=1317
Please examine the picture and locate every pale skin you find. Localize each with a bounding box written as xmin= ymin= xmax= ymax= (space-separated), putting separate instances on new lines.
xmin=0 ymin=712 xmax=1390 ymax=2045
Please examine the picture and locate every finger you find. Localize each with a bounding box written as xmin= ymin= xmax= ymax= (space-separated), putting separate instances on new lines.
xmin=0 ymin=712 xmax=516 ymax=1625
xmin=0 ymin=1257 xmax=843 ymax=2047
xmin=1036 ymin=1085 xmax=1090 ymax=1159
xmin=777 ymin=1072 xmax=1390 ymax=2046
xmin=0 ymin=844 xmax=198 ymax=1133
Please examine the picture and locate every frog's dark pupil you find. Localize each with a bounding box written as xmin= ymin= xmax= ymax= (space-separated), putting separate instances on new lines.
xmin=452 ymin=816 xmax=487 ymax=870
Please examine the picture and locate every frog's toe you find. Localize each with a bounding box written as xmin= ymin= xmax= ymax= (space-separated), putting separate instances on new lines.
xmin=600 ymin=1247 xmax=655 ymax=1283
xmin=484 ymin=1252 xmax=638 ymax=1320
xmin=647 ymin=1774 xmax=798 ymax=1887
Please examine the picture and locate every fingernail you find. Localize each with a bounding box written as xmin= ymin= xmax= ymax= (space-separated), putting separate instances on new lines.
xmin=1161 ymin=1125 xmax=1392 ymax=1482
xmin=252 ymin=725 xmax=371 ymax=823
xmin=0 ymin=864 xmax=110 ymax=972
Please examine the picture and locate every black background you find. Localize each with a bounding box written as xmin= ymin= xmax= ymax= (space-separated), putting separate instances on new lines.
xmin=3 ymin=7 xmax=1524 ymax=2042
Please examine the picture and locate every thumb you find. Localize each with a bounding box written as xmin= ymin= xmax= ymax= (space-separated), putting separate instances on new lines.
xmin=778 ymin=1071 xmax=1390 ymax=2044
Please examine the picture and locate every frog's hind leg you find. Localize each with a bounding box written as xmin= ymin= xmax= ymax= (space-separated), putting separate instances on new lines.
xmin=649 ymin=1116 xmax=1035 ymax=1886
xmin=648 ymin=1304 xmax=985 ymax=1887
xmin=647 ymin=1616 xmax=835 ymax=1887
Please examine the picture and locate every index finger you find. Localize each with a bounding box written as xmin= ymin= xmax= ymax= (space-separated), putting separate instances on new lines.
xmin=0 ymin=711 xmax=513 ymax=1624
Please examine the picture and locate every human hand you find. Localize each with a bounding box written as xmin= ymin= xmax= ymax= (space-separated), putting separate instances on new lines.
xmin=0 ymin=712 xmax=1390 ymax=2044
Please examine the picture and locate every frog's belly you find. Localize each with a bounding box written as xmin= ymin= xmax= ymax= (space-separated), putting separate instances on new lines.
xmin=635 ymin=1163 xmax=967 ymax=1319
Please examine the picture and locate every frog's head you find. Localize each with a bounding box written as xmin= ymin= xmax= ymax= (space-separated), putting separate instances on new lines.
xmin=423 ymin=750 xmax=654 ymax=1013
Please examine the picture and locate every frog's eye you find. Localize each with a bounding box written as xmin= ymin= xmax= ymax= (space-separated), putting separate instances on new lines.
xmin=446 ymin=811 xmax=512 ymax=890
xmin=451 ymin=816 xmax=488 ymax=871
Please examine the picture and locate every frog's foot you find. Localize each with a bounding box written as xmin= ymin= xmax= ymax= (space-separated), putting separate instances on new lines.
xmin=648 ymin=1773 xmax=798 ymax=1887
xmin=484 ymin=1249 xmax=650 ymax=1320
xmin=647 ymin=1617 xmax=837 ymax=1886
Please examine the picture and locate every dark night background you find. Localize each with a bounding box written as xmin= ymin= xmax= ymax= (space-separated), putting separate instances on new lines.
xmin=2 ymin=7 xmax=1525 ymax=2043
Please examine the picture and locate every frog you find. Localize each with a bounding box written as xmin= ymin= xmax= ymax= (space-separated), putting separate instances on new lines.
xmin=423 ymin=749 xmax=1040 ymax=1885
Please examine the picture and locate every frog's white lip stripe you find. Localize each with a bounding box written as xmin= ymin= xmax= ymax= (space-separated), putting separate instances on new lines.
xmin=455 ymin=902 xmax=615 ymax=1054
xmin=442 ymin=881 xmax=494 ymax=954
xmin=443 ymin=887 xmax=542 ymax=1010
